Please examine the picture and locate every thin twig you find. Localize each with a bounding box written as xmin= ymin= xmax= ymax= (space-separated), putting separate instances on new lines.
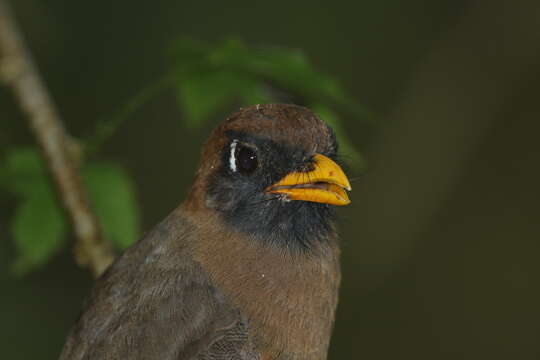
xmin=0 ymin=0 xmax=114 ymax=277
xmin=86 ymin=72 xmax=175 ymax=155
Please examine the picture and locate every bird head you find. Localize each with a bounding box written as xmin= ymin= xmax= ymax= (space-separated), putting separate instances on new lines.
xmin=185 ymin=104 xmax=352 ymax=251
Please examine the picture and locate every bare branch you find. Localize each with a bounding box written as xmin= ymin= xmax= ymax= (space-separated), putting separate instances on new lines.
xmin=0 ymin=0 xmax=115 ymax=277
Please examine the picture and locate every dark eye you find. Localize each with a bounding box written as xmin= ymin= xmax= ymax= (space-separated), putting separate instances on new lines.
xmin=229 ymin=140 xmax=259 ymax=174
xmin=236 ymin=146 xmax=258 ymax=174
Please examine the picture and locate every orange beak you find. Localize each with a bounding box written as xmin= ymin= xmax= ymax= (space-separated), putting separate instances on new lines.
xmin=266 ymin=154 xmax=352 ymax=206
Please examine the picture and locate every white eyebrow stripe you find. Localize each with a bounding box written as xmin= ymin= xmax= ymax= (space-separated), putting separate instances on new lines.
xmin=229 ymin=140 xmax=238 ymax=172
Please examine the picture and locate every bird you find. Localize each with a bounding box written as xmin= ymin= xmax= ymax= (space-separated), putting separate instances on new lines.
xmin=60 ymin=103 xmax=352 ymax=360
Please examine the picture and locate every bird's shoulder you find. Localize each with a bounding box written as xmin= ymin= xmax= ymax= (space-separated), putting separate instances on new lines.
xmin=60 ymin=210 xmax=259 ymax=360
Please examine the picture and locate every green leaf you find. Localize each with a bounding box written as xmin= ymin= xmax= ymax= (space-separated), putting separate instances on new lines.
xmin=11 ymin=183 xmax=67 ymax=275
xmin=83 ymin=163 xmax=140 ymax=249
xmin=3 ymin=150 xmax=141 ymax=273
xmin=311 ymin=104 xmax=365 ymax=170
xmin=171 ymin=37 xmax=367 ymax=124
xmin=3 ymin=148 xmax=67 ymax=275
xmin=246 ymin=47 xmax=348 ymax=103
xmin=176 ymin=70 xmax=255 ymax=128
xmin=3 ymin=148 xmax=47 ymax=194
xmin=204 ymin=38 xmax=350 ymax=105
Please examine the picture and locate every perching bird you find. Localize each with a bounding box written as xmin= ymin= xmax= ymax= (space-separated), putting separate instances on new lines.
xmin=60 ymin=104 xmax=352 ymax=360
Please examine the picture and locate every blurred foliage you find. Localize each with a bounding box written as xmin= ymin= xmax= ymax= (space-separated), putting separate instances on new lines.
xmin=82 ymin=163 xmax=140 ymax=250
xmin=1 ymin=149 xmax=67 ymax=275
xmin=173 ymin=38 xmax=367 ymax=167
xmin=0 ymin=149 xmax=140 ymax=274
xmin=2 ymin=37 xmax=366 ymax=276
xmin=171 ymin=38 xmax=367 ymax=167
xmin=90 ymin=38 xmax=367 ymax=164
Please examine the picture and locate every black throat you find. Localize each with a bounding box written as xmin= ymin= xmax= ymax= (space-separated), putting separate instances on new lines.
xmin=222 ymin=193 xmax=336 ymax=252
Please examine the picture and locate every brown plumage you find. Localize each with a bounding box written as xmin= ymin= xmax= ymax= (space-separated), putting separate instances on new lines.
xmin=60 ymin=104 xmax=351 ymax=360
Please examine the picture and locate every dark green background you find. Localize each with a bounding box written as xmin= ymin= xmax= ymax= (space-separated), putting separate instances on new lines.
xmin=2 ymin=0 xmax=540 ymax=359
